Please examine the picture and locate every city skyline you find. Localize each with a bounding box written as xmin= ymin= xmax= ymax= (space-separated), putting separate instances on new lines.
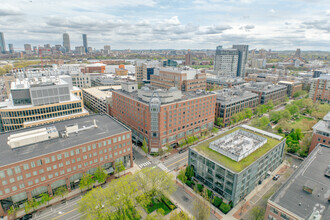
xmin=0 ymin=0 xmax=329 ymax=50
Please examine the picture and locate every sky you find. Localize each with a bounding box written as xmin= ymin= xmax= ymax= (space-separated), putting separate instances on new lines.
xmin=0 ymin=0 xmax=330 ymax=51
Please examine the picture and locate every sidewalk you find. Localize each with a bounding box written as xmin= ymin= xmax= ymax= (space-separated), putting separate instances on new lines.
xmin=13 ymin=164 xmax=140 ymax=219
xmin=229 ymin=160 xmax=290 ymax=219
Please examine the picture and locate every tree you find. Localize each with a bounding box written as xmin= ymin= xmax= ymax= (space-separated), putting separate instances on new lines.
xmin=286 ymin=104 xmax=299 ymax=116
xmin=40 ymin=193 xmax=52 ymax=206
xmin=281 ymin=109 xmax=291 ymax=120
xmin=114 ymin=161 xmax=126 ymax=178
xmin=80 ymin=173 xmax=95 ymax=191
xmin=193 ymin=189 xmax=210 ymax=220
xmin=7 ymin=205 xmax=17 ymax=219
xmin=266 ymin=100 xmax=274 ymax=111
xmin=185 ymin=165 xmax=194 ymax=181
xmin=251 ymin=206 xmax=265 ymax=220
xmin=142 ymin=138 xmax=148 ymax=156
xmin=94 ymin=167 xmax=108 ymax=184
xmin=55 ymin=186 xmax=69 ymax=198
xmin=177 ymin=169 xmax=187 ymax=184
xmin=244 ymin=108 xmax=253 ymax=119
xmin=169 ymin=210 xmax=190 ymax=220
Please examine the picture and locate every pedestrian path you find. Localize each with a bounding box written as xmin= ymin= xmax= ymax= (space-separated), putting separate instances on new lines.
xmin=157 ymin=163 xmax=170 ymax=172
xmin=138 ymin=161 xmax=151 ymax=168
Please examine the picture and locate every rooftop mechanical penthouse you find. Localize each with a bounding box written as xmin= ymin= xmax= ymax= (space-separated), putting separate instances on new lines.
xmin=189 ymin=125 xmax=285 ymax=206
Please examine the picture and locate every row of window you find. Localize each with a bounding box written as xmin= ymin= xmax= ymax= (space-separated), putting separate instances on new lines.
xmin=0 ymin=149 xmax=131 ymax=196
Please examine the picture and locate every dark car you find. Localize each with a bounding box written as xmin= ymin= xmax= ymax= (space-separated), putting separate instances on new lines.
xmin=179 ymin=149 xmax=186 ymax=154
xmin=273 ymin=175 xmax=280 ymax=181
xmin=19 ymin=214 xmax=33 ymax=220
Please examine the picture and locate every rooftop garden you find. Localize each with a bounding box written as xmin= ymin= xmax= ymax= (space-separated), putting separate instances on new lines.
xmin=193 ymin=127 xmax=283 ymax=173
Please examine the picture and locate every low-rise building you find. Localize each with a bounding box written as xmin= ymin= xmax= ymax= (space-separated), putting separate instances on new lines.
xmin=188 ymin=125 xmax=285 ymax=206
xmin=215 ymin=89 xmax=259 ymax=125
xmin=309 ymin=112 xmax=330 ymax=153
xmin=112 ymin=82 xmax=216 ymax=152
xmin=0 ymin=114 xmax=133 ymax=216
xmin=309 ymin=74 xmax=330 ymax=103
xmin=150 ymin=67 xmax=206 ymax=92
xmin=242 ymin=82 xmax=287 ymax=104
xmin=0 ymin=76 xmax=88 ymax=132
xmin=278 ymin=81 xmax=303 ymax=97
xmin=206 ymin=77 xmax=246 ymax=89
xmin=82 ymin=86 xmax=121 ymax=115
xmin=265 ymin=143 xmax=330 ymax=220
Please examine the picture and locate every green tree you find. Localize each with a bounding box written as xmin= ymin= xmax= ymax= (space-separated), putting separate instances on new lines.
xmin=185 ymin=165 xmax=194 ymax=181
xmin=80 ymin=173 xmax=95 ymax=191
xmin=266 ymin=100 xmax=274 ymax=111
xmin=281 ymin=109 xmax=291 ymax=120
xmin=94 ymin=167 xmax=108 ymax=184
xmin=7 ymin=205 xmax=17 ymax=219
xmin=286 ymin=104 xmax=299 ymax=116
xmin=142 ymin=138 xmax=148 ymax=156
xmin=114 ymin=161 xmax=126 ymax=178
xmin=40 ymin=193 xmax=52 ymax=206
xmin=193 ymin=189 xmax=210 ymax=220
xmin=177 ymin=169 xmax=187 ymax=184
xmin=244 ymin=108 xmax=253 ymax=119
xmin=251 ymin=206 xmax=265 ymax=220
xmin=55 ymin=186 xmax=69 ymax=198
xmin=169 ymin=210 xmax=190 ymax=220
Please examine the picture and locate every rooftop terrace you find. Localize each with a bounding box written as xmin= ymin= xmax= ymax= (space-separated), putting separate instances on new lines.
xmin=192 ymin=125 xmax=283 ymax=173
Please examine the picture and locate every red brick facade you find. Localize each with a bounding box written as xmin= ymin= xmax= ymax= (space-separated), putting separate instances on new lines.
xmin=112 ymin=91 xmax=216 ymax=151
xmin=0 ymin=131 xmax=132 ymax=216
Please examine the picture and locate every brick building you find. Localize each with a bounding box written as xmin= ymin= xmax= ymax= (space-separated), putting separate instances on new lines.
xmin=0 ymin=114 xmax=132 ymax=217
xmin=278 ymin=81 xmax=303 ymax=97
xmin=309 ymin=74 xmax=330 ymax=103
xmin=309 ymin=112 xmax=330 ymax=153
xmin=150 ymin=67 xmax=206 ymax=92
xmin=265 ymin=144 xmax=329 ymax=220
xmin=215 ymin=88 xmax=259 ymax=126
xmin=82 ymin=63 xmax=106 ymax=73
xmin=243 ymin=82 xmax=287 ymax=104
xmin=112 ymin=82 xmax=216 ymax=152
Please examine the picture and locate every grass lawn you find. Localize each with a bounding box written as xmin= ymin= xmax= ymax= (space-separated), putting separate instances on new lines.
xmin=143 ymin=197 xmax=174 ymax=215
xmin=194 ymin=127 xmax=283 ymax=173
xmin=290 ymin=118 xmax=317 ymax=132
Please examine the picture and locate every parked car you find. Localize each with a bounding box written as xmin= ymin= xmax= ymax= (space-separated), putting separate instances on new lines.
xmin=179 ymin=149 xmax=186 ymax=154
xmin=19 ymin=214 xmax=32 ymax=220
xmin=273 ymin=175 xmax=280 ymax=181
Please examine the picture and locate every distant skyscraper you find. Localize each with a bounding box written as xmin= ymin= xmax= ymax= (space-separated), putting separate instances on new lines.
xmin=295 ymin=48 xmax=301 ymax=58
xmin=8 ymin=44 xmax=14 ymax=53
xmin=82 ymin=34 xmax=88 ymax=53
xmin=233 ymin=45 xmax=249 ymax=78
xmin=63 ymin=33 xmax=70 ymax=53
xmin=24 ymin=44 xmax=32 ymax=52
xmin=104 ymin=45 xmax=111 ymax=54
xmin=0 ymin=32 xmax=6 ymax=53
xmin=214 ymin=45 xmax=239 ymax=77
xmin=185 ymin=49 xmax=192 ymax=65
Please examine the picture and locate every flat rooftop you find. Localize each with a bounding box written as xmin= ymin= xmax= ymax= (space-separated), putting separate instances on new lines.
xmin=114 ymin=89 xmax=214 ymax=105
xmin=83 ymin=86 xmax=121 ymax=99
xmin=209 ymin=129 xmax=267 ymax=162
xmin=243 ymin=82 xmax=287 ymax=93
xmin=270 ymin=144 xmax=330 ymax=220
xmin=192 ymin=125 xmax=283 ymax=173
xmin=0 ymin=114 xmax=129 ymax=167
xmin=215 ymin=89 xmax=258 ymax=105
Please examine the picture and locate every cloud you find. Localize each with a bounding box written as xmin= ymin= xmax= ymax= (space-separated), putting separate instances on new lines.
xmin=239 ymin=24 xmax=255 ymax=31
xmin=197 ymin=25 xmax=232 ymax=35
xmin=0 ymin=3 xmax=22 ymax=16
xmin=302 ymin=20 xmax=330 ymax=33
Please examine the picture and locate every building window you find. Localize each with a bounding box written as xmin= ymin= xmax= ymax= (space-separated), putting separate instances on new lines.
xmin=0 ymin=171 xmax=5 ymax=179
xmin=57 ymin=154 xmax=62 ymax=160
xmin=26 ymin=173 xmax=31 ymax=178
xmin=45 ymin=158 xmax=50 ymax=164
xmin=14 ymin=166 xmax=21 ymax=174
xmin=17 ymin=176 xmax=23 ymax=181
xmin=2 ymin=180 xmax=7 ymax=185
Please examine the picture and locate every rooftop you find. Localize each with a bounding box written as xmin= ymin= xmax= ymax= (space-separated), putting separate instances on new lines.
xmin=0 ymin=114 xmax=129 ymax=167
xmin=215 ymin=89 xmax=258 ymax=104
xmin=115 ymin=87 xmax=214 ymax=105
xmin=209 ymin=129 xmax=267 ymax=162
xmin=243 ymin=82 xmax=287 ymax=93
xmin=270 ymin=144 xmax=330 ymax=220
xmin=313 ymin=112 xmax=330 ymax=133
xmin=192 ymin=125 xmax=283 ymax=173
xmin=82 ymin=86 xmax=122 ymax=100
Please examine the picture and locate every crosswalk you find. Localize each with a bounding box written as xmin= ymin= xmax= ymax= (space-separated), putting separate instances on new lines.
xmin=157 ymin=163 xmax=170 ymax=173
xmin=138 ymin=161 xmax=152 ymax=168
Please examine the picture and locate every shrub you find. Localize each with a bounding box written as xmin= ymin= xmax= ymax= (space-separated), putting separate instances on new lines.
xmin=197 ymin=184 xmax=203 ymax=192
xmin=186 ymin=180 xmax=193 ymax=187
xmin=212 ymin=196 xmax=222 ymax=207
xmin=220 ymin=203 xmax=231 ymax=214
xmin=207 ymin=189 xmax=213 ymax=199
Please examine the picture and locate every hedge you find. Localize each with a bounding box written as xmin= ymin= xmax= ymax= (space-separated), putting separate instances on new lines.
xmin=212 ymin=196 xmax=222 ymax=207
xmin=220 ymin=203 xmax=231 ymax=214
xmin=197 ymin=184 xmax=203 ymax=192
